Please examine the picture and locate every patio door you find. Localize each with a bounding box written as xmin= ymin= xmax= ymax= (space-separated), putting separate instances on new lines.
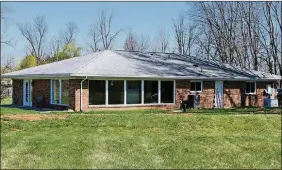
xmin=215 ymin=81 xmax=224 ymax=108
xmin=23 ymin=80 xmax=32 ymax=106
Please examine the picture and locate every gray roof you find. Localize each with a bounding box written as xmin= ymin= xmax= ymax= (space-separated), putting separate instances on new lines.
xmin=2 ymin=50 xmax=280 ymax=80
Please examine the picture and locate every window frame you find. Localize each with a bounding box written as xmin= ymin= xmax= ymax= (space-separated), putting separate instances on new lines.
xmin=190 ymin=80 xmax=203 ymax=93
xmin=245 ymin=81 xmax=256 ymax=95
xmin=88 ymin=79 xmax=176 ymax=107
xmin=50 ymin=79 xmax=69 ymax=106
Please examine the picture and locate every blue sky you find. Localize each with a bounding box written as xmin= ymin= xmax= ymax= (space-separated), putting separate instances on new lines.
xmin=2 ymin=2 xmax=189 ymax=61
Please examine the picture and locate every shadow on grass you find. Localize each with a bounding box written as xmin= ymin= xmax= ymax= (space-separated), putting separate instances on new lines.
xmin=0 ymin=104 xmax=67 ymax=115
xmin=1 ymin=104 xmax=281 ymax=115
xmin=181 ymin=107 xmax=282 ymax=114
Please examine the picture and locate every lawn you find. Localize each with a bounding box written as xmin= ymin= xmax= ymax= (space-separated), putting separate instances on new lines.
xmin=0 ymin=105 xmax=281 ymax=169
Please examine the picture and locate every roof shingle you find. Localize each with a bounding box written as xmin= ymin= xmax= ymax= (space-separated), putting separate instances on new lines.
xmin=2 ymin=50 xmax=280 ymax=80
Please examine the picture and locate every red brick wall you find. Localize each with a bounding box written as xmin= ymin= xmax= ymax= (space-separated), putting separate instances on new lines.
xmin=200 ymin=81 xmax=215 ymax=108
xmin=12 ymin=79 xmax=23 ymax=105
xmin=175 ymin=80 xmax=214 ymax=108
xmin=224 ymin=81 xmax=245 ymax=107
xmin=224 ymin=81 xmax=275 ymax=108
xmin=32 ymin=79 xmax=50 ymax=108
xmin=175 ymin=80 xmax=190 ymax=107
xmin=69 ymin=79 xmax=89 ymax=112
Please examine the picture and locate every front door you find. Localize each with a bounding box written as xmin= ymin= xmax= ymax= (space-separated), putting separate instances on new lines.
xmin=23 ymin=80 xmax=32 ymax=106
xmin=215 ymin=81 xmax=224 ymax=108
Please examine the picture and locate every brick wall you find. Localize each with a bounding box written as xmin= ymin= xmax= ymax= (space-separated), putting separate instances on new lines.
xmin=224 ymin=81 xmax=274 ymax=108
xmin=175 ymin=80 xmax=190 ymax=107
xmin=12 ymin=79 xmax=23 ymax=105
xmin=32 ymin=79 xmax=69 ymax=110
xmin=12 ymin=78 xmax=276 ymax=111
xmin=32 ymin=79 xmax=50 ymax=108
xmin=69 ymin=79 xmax=89 ymax=112
xmin=224 ymin=81 xmax=245 ymax=107
xmin=175 ymin=80 xmax=214 ymax=108
xmin=176 ymin=80 xmax=276 ymax=109
xmin=200 ymin=81 xmax=215 ymax=108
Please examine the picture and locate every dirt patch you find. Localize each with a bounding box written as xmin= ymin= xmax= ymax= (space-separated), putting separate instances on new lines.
xmin=156 ymin=113 xmax=194 ymax=116
xmin=1 ymin=114 xmax=69 ymax=121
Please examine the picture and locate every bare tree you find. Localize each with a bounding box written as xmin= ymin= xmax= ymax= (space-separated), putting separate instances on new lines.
xmin=157 ymin=26 xmax=169 ymax=53
xmin=138 ymin=34 xmax=150 ymax=52
xmin=18 ymin=15 xmax=48 ymax=64
xmin=96 ymin=9 xmax=123 ymax=50
xmin=124 ymin=31 xmax=139 ymax=52
xmin=62 ymin=22 xmax=78 ymax=46
xmin=88 ymin=24 xmax=101 ymax=52
xmin=261 ymin=2 xmax=282 ymax=75
xmin=46 ymin=21 xmax=79 ymax=62
xmin=173 ymin=13 xmax=198 ymax=56
xmin=1 ymin=6 xmax=13 ymax=46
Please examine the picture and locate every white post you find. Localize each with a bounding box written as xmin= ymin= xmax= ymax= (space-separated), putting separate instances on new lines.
xmin=124 ymin=80 xmax=127 ymax=105
xmin=30 ymin=80 xmax=32 ymax=107
xmin=158 ymin=80 xmax=161 ymax=104
xmin=173 ymin=80 xmax=176 ymax=104
xmin=105 ymin=80 xmax=108 ymax=105
xmin=50 ymin=80 xmax=52 ymax=104
xmin=141 ymin=80 xmax=144 ymax=104
xmin=59 ymin=80 xmax=62 ymax=104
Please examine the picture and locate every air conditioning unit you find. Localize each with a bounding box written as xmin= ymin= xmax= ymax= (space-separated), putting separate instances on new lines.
xmin=187 ymin=94 xmax=200 ymax=109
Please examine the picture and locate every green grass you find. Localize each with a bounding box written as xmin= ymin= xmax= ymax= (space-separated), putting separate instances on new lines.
xmin=1 ymin=107 xmax=281 ymax=169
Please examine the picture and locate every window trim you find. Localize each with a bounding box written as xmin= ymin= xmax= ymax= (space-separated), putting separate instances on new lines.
xmin=50 ymin=79 xmax=69 ymax=106
xmin=245 ymin=81 xmax=256 ymax=95
xmin=88 ymin=79 xmax=176 ymax=106
xmin=190 ymin=80 xmax=203 ymax=93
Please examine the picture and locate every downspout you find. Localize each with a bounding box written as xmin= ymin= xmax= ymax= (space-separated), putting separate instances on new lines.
xmin=80 ymin=76 xmax=88 ymax=112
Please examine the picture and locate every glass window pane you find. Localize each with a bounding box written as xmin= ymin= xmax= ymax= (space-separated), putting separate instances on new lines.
xmin=108 ymin=80 xmax=124 ymax=104
xmin=61 ymin=80 xmax=69 ymax=105
xmin=89 ymin=80 xmax=106 ymax=105
xmin=161 ymin=81 xmax=173 ymax=103
xmin=246 ymin=83 xmax=250 ymax=93
xmin=144 ymin=81 xmax=158 ymax=103
xmin=191 ymin=82 xmax=195 ymax=91
xmin=251 ymin=82 xmax=255 ymax=93
xmin=52 ymin=80 xmax=60 ymax=104
xmin=25 ymin=82 xmax=28 ymax=102
xmin=127 ymin=81 xmax=141 ymax=104
xmin=191 ymin=82 xmax=201 ymax=92
xmin=196 ymin=82 xmax=202 ymax=91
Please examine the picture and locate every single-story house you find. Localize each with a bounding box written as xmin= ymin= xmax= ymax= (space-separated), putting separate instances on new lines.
xmin=2 ymin=50 xmax=280 ymax=111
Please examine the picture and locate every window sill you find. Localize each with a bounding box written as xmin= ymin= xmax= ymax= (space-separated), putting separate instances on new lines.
xmin=245 ymin=93 xmax=257 ymax=95
xmin=50 ymin=103 xmax=69 ymax=106
xmin=89 ymin=103 xmax=176 ymax=108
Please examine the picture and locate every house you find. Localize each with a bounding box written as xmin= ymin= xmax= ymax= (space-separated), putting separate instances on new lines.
xmin=2 ymin=50 xmax=280 ymax=111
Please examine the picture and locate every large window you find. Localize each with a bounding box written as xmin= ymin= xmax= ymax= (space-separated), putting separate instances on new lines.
xmin=89 ymin=80 xmax=105 ymax=105
xmin=88 ymin=80 xmax=175 ymax=106
xmin=191 ymin=81 xmax=202 ymax=92
xmin=161 ymin=81 xmax=174 ymax=103
xmin=144 ymin=81 xmax=158 ymax=103
xmin=61 ymin=80 xmax=69 ymax=104
xmin=50 ymin=80 xmax=69 ymax=105
xmin=127 ymin=81 xmax=141 ymax=104
xmin=108 ymin=80 xmax=124 ymax=104
xmin=246 ymin=82 xmax=256 ymax=94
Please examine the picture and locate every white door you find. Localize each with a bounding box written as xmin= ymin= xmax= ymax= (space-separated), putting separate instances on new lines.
xmin=215 ymin=81 xmax=224 ymax=108
xmin=266 ymin=84 xmax=274 ymax=99
xmin=23 ymin=80 xmax=32 ymax=106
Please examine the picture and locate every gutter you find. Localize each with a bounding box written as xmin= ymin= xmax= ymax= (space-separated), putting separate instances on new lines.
xmin=80 ymin=76 xmax=88 ymax=112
